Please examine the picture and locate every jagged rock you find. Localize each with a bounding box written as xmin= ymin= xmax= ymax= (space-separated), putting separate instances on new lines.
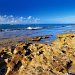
xmin=0 ymin=34 xmax=75 ymax=75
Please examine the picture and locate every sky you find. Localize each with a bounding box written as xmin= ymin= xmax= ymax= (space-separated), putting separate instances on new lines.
xmin=0 ymin=0 xmax=75 ymax=24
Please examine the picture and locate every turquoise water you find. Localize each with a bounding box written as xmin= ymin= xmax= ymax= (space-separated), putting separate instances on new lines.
xmin=0 ymin=24 xmax=75 ymax=43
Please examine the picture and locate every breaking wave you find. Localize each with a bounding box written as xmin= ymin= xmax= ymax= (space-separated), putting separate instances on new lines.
xmin=26 ymin=27 xmax=42 ymax=30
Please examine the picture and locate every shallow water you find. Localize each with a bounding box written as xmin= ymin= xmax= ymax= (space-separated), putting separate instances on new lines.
xmin=0 ymin=24 xmax=75 ymax=43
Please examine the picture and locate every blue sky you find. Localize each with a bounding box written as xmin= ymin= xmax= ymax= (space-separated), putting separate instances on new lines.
xmin=0 ymin=0 xmax=75 ymax=24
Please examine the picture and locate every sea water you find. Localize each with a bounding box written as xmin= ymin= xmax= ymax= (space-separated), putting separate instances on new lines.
xmin=0 ymin=24 xmax=75 ymax=43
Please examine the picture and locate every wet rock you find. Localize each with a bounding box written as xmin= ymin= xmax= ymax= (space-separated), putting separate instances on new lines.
xmin=26 ymin=34 xmax=52 ymax=41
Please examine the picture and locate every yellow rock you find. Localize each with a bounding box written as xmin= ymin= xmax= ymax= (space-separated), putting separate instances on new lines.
xmin=1 ymin=34 xmax=75 ymax=75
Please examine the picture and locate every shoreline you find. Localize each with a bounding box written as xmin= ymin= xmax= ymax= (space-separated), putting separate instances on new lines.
xmin=0 ymin=34 xmax=53 ymax=48
xmin=0 ymin=33 xmax=75 ymax=75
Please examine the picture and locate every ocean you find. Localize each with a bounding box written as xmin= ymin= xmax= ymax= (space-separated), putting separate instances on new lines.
xmin=0 ymin=24 xmax=75 ymax=43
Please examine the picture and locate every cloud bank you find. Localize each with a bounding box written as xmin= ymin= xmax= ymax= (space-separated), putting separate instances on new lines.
xmin=0 ymin=15 xmax=40 ymax=24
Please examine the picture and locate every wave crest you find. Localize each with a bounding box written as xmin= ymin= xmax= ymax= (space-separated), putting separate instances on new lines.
xmin=26 ymin=27 xmax=42 ymax=30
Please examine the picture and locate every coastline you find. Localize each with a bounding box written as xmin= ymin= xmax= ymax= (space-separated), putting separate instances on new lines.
xmin=0 ymin=33 xmax=75 ymax=75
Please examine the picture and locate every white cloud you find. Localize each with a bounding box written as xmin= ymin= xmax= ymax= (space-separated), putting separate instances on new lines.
xmin=27 ymin=16 xmax=32 ymax=20
xmin=0 ymin=15 xmax=40 ymax=24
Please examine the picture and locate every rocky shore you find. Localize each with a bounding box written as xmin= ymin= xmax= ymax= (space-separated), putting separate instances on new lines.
xmin=25 ymin=34 xmax=52 ymax=41
xmin=0 ymin=34 xmax=75 ymax=75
